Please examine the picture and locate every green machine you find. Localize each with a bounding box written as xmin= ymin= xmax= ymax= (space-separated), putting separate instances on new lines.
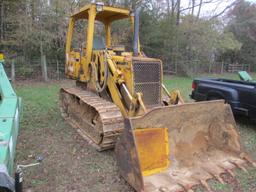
xmin=238 ymin=71 xmax=254 ymax=82
xmin=0 ymin=53 xmax=21 ymax=191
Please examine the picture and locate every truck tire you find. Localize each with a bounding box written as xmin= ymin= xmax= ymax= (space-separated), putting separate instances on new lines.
xmin=207 ymin=95 xmax=223 ymax=101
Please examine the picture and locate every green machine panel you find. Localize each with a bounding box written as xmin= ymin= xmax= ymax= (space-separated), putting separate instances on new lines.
xmin=0 ymin=58 xmax=21 ymax=191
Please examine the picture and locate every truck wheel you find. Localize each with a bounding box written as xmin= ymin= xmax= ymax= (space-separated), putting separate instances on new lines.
xmin=0 ymin=187 xmax=11 ymax=192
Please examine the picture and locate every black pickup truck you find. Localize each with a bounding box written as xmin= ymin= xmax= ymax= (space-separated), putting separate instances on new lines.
xmin=191 ymin=77 xmax=256 ymax=119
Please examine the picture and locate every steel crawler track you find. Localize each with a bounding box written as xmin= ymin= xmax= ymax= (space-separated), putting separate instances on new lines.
xmin=60 ymin=87 xmax=124 ymax=151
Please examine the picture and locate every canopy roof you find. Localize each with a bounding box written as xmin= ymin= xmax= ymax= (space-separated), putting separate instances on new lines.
xmin=71 ymin=4 xmax=131 ymax=23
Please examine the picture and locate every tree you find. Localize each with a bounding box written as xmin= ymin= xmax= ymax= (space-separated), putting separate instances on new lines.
xmin=226 ymin=0 xmax=256 ymax=69
xmin=0 ymin=0 xmax=250 ymax=77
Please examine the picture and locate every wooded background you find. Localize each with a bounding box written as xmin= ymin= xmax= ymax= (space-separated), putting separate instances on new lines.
xmin=0 ymin=0 xmax=256 ymax=79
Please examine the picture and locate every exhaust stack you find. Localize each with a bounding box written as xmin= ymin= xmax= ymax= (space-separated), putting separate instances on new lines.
xmin=133 ymin=7 xmax=141 ymax=56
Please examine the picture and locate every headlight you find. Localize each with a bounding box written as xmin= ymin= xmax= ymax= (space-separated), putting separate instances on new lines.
xmin=96 ymin=2 xmax=104 ymax=12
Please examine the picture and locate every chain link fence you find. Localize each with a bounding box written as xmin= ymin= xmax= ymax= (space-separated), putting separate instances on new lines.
xmin=163 ymin=60 xmax=251 ymax=76
xmin=4 ymin=56 xmax=65 ymax=81
xmin=3 ymin=56 xmax=253 ymax=81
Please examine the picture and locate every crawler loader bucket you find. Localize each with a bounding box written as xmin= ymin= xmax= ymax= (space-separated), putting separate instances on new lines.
xmin=116 ymin=100 xmax=256 ymax=192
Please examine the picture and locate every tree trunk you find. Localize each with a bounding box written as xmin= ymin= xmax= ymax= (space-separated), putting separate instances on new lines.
xmin=30 ymin=0 xmax=35 ymax=21
xmin=171 ymin=0 xmax=175 ymax=17
xmin=197 ymin=0 xmax=203 ymax=18
xmin=0 ymin=0 xmax=4 ymax=40
xmin=166 ymin=0 xmax=170 ymax=16
xmin=40 ymin=2 xmax=44 ymax=80
xmin=191 ymin=0 xmax=195 ymax=15
xmin=176 ymin=0 xmax=181 ymax=25
xmin=41 ymin=55 xmax=48 ymax=82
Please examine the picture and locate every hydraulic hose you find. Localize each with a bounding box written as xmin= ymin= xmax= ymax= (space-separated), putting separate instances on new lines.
xmin=95 ymin=51 xmax=109 ymax=93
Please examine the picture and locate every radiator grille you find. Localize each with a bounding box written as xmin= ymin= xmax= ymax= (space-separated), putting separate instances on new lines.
xmin=133 ymin=60 xmax=161 ymax=106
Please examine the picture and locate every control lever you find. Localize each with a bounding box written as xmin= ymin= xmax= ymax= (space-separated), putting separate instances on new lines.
xmin=15 ymin=156 xmax=43 ymax=192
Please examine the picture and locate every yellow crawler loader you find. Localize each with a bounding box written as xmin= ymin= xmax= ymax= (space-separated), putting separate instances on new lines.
xmin=60 ymin=3 xmax=255 ymax=192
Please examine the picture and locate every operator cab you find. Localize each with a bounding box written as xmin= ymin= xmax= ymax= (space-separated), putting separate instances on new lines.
xmin=65 ymin=3 xmax=137 ymax=79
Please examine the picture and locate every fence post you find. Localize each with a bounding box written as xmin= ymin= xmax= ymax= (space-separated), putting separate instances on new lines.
xmin=41 ymin=55 xmax=48 ymax=81
xmin=221 ymin=61 xmax=224 ymax=74
xmin=56 ymin=60 xmax=60 ymax=80
xmin=11 ymin=59 xmax=15 ymax=82
xmin=208 ymin=62 xmax=212 ymax=73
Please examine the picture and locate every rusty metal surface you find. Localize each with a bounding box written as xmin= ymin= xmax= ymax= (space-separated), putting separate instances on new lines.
xmin=60 ymin=87 xmax=124 ymax=151
xmin=133 ymin=60 xmax=161 ymax=106
xmin=116 ymin=100 xmax=256 ymax=192
xmin=115 ymin=119 xmax=144 ymax=192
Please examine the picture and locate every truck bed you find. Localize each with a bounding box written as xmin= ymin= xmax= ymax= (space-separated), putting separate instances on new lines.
xmin=191 ymin=77 xmax=256 ymax=119
xmin=196 ymin=77 xmax=256 ymax=87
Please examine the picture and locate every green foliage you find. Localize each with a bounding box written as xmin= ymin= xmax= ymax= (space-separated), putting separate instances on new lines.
xmin=140 ymin=12 xmax=240 ymax=75
xmin=1 ymin=0 xmax=72 ymax=61
xmin=224 ymin=0 xmax=256 ymax=69
xmin=112 ymin=18 xmax=132 ymax=49
xmin=16 ymin=83 xmax=60 ymax=130
xmin=1 ymin=0 xmax=255 ymax=75
xmin=217 ymin=30 xmax=242 ymax=52
xmin=16 ymin=65 xmax=34 ymax=77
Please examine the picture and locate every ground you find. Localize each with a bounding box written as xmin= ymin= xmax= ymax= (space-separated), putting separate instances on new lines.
xmin=14 ymin=74 xmax=256 ymax=192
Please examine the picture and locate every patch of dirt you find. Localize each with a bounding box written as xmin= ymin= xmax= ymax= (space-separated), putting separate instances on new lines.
xmin=17 ymin=114 xmax=134 ymax=192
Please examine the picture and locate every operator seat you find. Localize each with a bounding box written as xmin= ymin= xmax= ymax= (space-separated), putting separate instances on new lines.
xmin=93 ymin=36 xmax=106 ymax=50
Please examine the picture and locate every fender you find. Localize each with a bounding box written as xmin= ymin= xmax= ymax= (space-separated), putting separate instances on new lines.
xmin=198 ymin=82 xmax=239 ymax=103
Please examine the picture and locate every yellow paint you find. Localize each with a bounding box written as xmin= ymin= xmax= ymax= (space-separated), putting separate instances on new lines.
xmin=85 ymin=5 xmax=96 ymax=69
xmin=107 ymin=74 xmax=128 ymax=116
xmin=64 ymin=3 xmax=176 ymax=117
xmin=66 ymin=18 xmax=75 ymax=53
xmin=0 ymin=53 xmax=4 ymax=60
xmin=134 ymin=128 xmax=170 ymax=176
xmin=71 ymin=4 xmax=130 ymax=21
xmin=65 ymin=4 xmax=136 ymax=83
xmin=105 ymin=22 xmax=111 ymax=47
xmin=119 ymin=63 xmax=133 ymax=96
